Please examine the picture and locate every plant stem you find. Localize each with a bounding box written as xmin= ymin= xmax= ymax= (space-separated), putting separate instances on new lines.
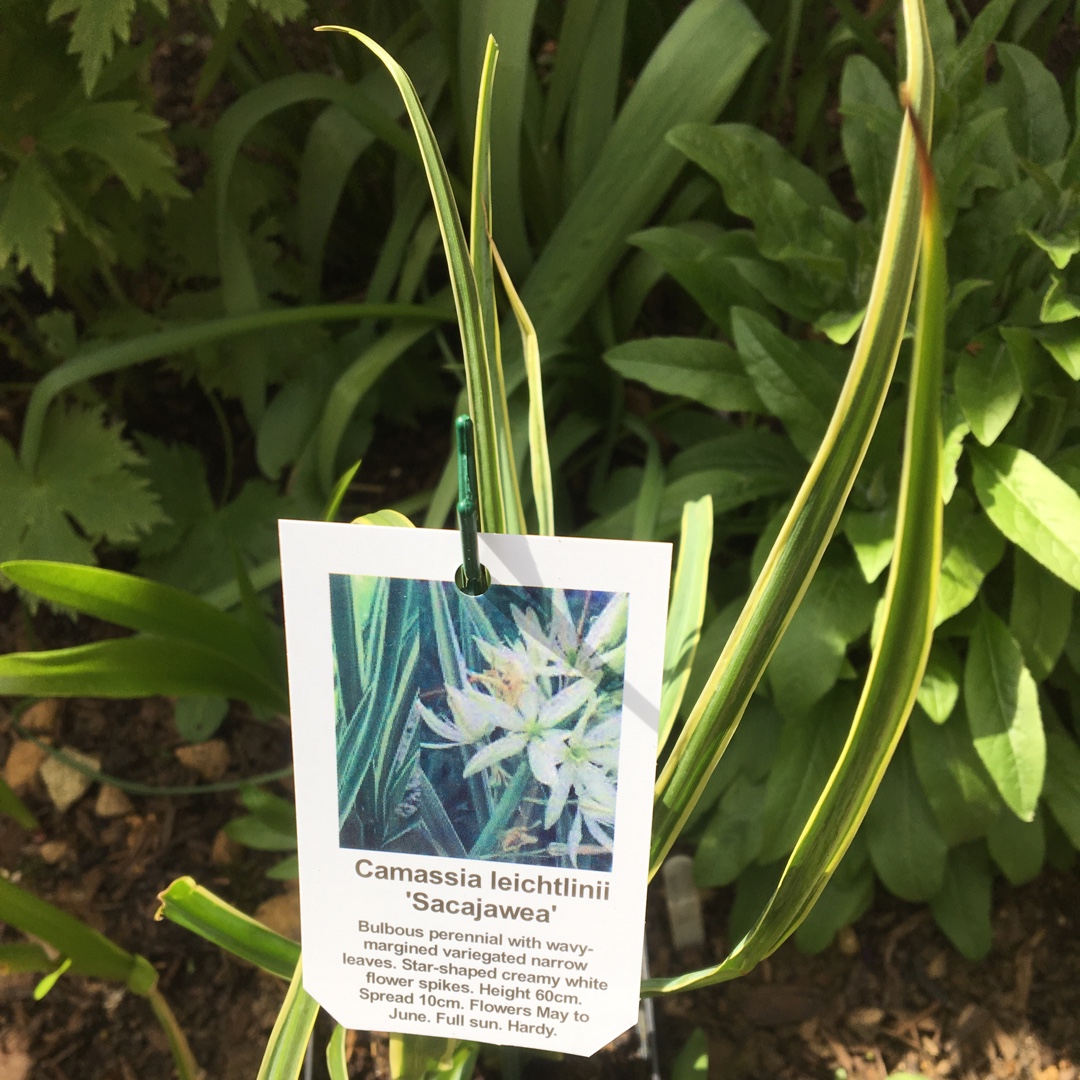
xmin=469 ymin=760 xmax=533 ymax=859
xmin=146 ymin=984 xmax=204 ymax=1080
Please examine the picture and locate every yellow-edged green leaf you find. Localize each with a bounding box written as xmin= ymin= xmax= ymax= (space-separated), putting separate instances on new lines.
xmin=658 ymin=496 xmax=713 ymax=752
xmin=646 ymin=14 xmax=941 ymax=987
xmin=256 ymin=958 xmax=319 ymax=1080
xmin=316 ymin=26 xmax=506 ymax=532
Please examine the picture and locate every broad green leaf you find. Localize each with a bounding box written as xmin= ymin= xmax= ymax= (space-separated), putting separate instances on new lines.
xmin=793 ymin=838 xmax=873 ymax=954
xmin=650 ymin=0 xmax=934 ymax=880
xmin=671 ymin=1029 xmax=709 ymax=1080
xmin=997 ymin=43 xmax=1068 ymax=167
xmin=0 ymin=875 xmax=155 ymax=991
xmin=971 ymin=443 xmax=1080 ymax=591
xmin=941 ymin=0 xmax=1017 ymax=91
xmin=766 ymin=559 xmax=877 ymax=720
xmin=352 ymin=509 xmax=416 ymax=528
xmin=987 ymin=805 xmax=1044 ymax=885
xmin=47 ymin=0 xmax=135 ymax=93
xmin=941 ymin=403 xmax=969 ymax=503
xmin=929 ymin=843 xmax=993 ymax=960
xmin=256 ymin=959 xmax=319 ymax=1080
xmin=732 ymin=308 xmax=844 ymax=459
xmin=759 ymin=687 xmax=855 ymax=862
xmin=865 ymin=740 xmax=947 ymax=901
xmin=839 ymin=55 xmax=902 ymax=223
xmin=605 ymin=338 xmax=764 ymax=414
xmin=693 ymin=776 xmax=765 ymax=887
xmin=964 ymin=607 xmax=1045 ymax=821
xmin=0 ymin=636 xmax=287 ymax=714
xmin=669 ymin=124 xmax=853 ymax=299
xmin=1043 ymin=721 xmax=1080 ymax=849
xmin=516 ymin=0 xmax=767 ymax=365
xmin=915 ymin=642 xmax=961 ymax=723
xmin=41 ymin=101 xmax=185 ymax=199
xmin=156 ymin=877 xmax=299 ymax=978
xmin=935 ymin=491 xmax=1007 ymax=626
xmin=1026 ymin=228 xmax=1080 ymax=270
xmin=1035 ymin=323 xmax=1080 ymax=379
xmin=910 ymin=707 xmax=1001 ymax=846
xmin=1010 ymin=549 xmax=1073 ymax=680
xmin=844 ymin=508 xmax=896 ymax=583
xmin=0 ymin=561 xmax=276 ymax=687
xmin=1041 ymin=279 xmax=1080 ymax=324
xmin=954 ymin=341 xmax=1021 ymax=446
xmin=658 ymin=496 xmax=714 ymax=752
xmin=318 ymin=26 xmax=506 ymax=533
xmin=174 ymin=696 xmax=229 ymax=743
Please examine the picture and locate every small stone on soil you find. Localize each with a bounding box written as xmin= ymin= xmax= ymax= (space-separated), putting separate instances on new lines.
xmin=94 ymin=785 xmax=134 ymax=818
xmin=38 ymin=840 xmax=69 ymax=865
xmin=3 ymin=741 xmax=47 ymax=793
xmin=174 ymin=739 xmax=229 ymax=781
xmin=254 ymin=888 xmax=301 ymax=942
xmin=211 ymin=828 xmax=242 ymax=865
xmin=19 ymin=699 xmax=60 ymax=734
xmin=39 ymin=748 xmax=100 ymax=812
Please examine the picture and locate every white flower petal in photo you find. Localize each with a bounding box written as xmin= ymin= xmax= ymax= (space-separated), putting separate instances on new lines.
xmin=463 ymin=732 xmax=529 ymax=777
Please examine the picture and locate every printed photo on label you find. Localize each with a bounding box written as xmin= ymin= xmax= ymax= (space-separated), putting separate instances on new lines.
xmin=330 ymin=574 xmax=626 ymax=873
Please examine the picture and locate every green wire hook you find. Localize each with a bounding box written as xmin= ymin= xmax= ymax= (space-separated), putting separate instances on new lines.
xmin=455 ymin=415 xmax=489 ymax=595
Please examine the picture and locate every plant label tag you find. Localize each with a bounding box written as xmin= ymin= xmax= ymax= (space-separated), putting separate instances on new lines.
xmin=279 ymin=520 xmax=671 ymax=1056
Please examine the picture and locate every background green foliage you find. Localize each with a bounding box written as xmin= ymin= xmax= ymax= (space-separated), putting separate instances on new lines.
xmin=1 ymin=0 xmax=1079 ymax=971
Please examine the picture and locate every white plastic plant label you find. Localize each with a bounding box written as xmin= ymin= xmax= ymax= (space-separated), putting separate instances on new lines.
xmin=278 ymin=520 xmax=671 ymax=1056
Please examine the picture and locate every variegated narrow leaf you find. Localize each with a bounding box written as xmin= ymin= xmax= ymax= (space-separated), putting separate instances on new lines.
xmin=650 ymin=0 xmax=935 ymax=870
xmin=316 ymin=26 xmax=506 ymax=533
xmin=469 ymin=36 xmax=525 ymax=533
xmin=256 ymin=958 xmax=320 ymax=1080
xmin=491 ymin=240 xmax=554 ymax=535
xmin=658 ymin=496 xmax=714 ymax=754
xmin=646 ymin=71 xmax=945 ymax=993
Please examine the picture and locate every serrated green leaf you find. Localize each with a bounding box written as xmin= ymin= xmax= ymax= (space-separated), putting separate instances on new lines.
xmin=930 ymin=843 xmax=993 ymax=960
xmin=987 ymin=805 xmax=1044 ymax=885
xmin=971 ymin=443 xmax=1080 ymax=591
xmin=954 ymin=341 xmax=1021 ymax=446
xmin=0 ymin=156 xmax=64 ymax=293
xmin=41 ymin=101 xmax=185 ymax=200
xmin=605 ymin=338 xmax=764 ymax=414
xmin=0 ymin=406 xmax=165 ymax=573
xmin=965 ymin=607 xmax=1045 ymax=821
xmin=910 ymin=707 xmax=1001 ymax=846
xmin=865 ymin=739 xmax=947 ymax=901
xmin=916 ymin=642 xmax=961 ymax=723
xmin=48 ymin=0 xmax=136 ymax=93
